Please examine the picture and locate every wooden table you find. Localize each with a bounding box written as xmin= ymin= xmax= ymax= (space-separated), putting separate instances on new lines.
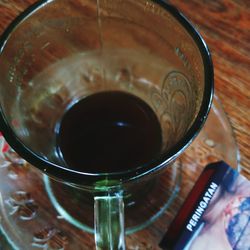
xmin=0 ymin=1 xmax=249 ymax=249
xmin=169 ymin=0 xmax=250 ymax=177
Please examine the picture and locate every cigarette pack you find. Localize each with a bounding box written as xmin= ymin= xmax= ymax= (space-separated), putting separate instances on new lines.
xmin=160 ymin=161 xmax=250 ymax=250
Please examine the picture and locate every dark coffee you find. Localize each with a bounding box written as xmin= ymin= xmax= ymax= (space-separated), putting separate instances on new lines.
xmin=56 ymin=91 xmax=162 ymax=173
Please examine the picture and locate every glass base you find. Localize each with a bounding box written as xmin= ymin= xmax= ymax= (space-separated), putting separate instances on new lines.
xmin=0 ymin=95 xmax=239 ymax=249
xmin=43 ymin=161 xmax=181 ymax=235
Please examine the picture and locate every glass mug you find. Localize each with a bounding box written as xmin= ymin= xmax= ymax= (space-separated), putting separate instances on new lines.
xmin=0 ymin=0 xmax=213 ymax=249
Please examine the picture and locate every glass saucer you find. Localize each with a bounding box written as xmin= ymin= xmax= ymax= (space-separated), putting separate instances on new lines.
xmin=0 ymin=95 xmax=239 ymax=250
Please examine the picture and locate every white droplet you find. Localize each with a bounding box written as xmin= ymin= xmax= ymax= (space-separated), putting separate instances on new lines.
xmin=204 ymin=138 xmax=216 ymax=148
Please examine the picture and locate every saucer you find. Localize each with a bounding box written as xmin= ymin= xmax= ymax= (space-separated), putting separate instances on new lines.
xmin=0 ymin=95 xmax=239 ymax=249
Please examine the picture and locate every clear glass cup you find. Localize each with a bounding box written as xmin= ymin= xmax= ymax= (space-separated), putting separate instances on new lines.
xmin=0 ymin=0 xmax=213 ymax=249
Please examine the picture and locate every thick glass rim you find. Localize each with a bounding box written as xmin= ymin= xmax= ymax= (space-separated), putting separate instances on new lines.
xmin=0 ymin=0 xmax=213 ymax=184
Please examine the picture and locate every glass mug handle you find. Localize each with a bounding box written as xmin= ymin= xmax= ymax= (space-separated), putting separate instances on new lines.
xmin=94 ymin=193 xmax=125 ymax=250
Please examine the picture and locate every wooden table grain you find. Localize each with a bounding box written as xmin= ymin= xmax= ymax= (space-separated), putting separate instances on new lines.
xmin=0 ymin=0 xmax=249 ymax=249
xmin=169 ymin=0 xmax=250 ymax=177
